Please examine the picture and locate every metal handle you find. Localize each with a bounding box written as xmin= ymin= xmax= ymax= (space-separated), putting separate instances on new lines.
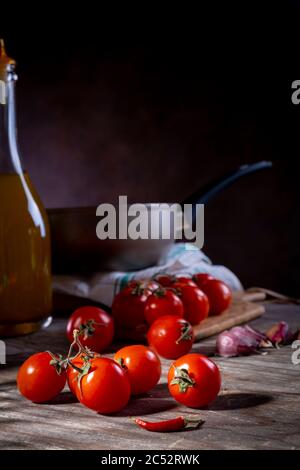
xmin=183 ymin=161 xmax=273 ymax=206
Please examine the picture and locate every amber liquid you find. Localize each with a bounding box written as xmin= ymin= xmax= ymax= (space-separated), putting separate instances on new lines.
xmin=0 ymin=172 xmax=52 ymax=336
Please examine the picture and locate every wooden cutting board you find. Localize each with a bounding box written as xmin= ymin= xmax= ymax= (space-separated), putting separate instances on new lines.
xmin=194 ymin=290 xmax=266 ymax=341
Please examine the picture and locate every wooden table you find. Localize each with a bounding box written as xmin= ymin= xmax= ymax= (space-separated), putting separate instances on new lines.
xmin=0 ymin=304 xmax=300 ymax=450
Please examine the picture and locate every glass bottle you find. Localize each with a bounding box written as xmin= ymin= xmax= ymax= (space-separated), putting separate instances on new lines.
xmin=0 ymin=40 xmax=52 ymax=336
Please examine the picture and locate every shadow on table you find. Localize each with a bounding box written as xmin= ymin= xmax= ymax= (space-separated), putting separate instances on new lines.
xmin=112 ymin=391 xmax=273 ymax=420
xmin=114 ymin=398 xmax=178 ymax=417
xmin=110 ymin=383 xmax=177 ymax=417
xmin=210 ymin=392 xmax=273 ymax=410
xmin=43 ymin=391 xmax=78 ymax=405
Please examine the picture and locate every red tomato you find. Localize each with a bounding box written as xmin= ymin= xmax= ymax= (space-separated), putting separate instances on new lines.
xmin=114 ymin=345 xmax=161 ymax=395
xmin=66 ymin=306 xmax=114 ymax=353
xmin=74 ymin=357 xmax=130 ymax=414
xmin=17 ymin=352 xmax=66 ymax=403
xmin=173 ymin=284 xmax=209 ymax=325
xmin=127 ymin=279 xmax=159 ymax=292
xmin=200 ymin=279 xmax=232 ymax=316
xmin=147 ymin=315 xmax=194 ymax=359
xmin=112 ymin=283 xmax=150 ymax=334
xmin=174 ymin=276 xmax=197 ymax=287
xmin=144 ymin=288 xmax=184 ymax=325
xmin=168 ymin=353 xmax=221 ymax=408
xmin=154 ymin=274 xmax=196 ymax=287
xmin=153 ymin=274 xmax=174 ymax=287
xmin=193 ymin=273 xmax=214 ymax=288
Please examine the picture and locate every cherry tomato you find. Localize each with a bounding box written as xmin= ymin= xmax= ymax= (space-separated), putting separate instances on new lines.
xmin=200 ymin=279 xmax=232 ymax=316
xmin=153 ymin=274 xmax=174 ymax=287
xmin=17 ymin=352 xmax=66 ymax=403
xmin=144 ymin=288 xmax=184 ymax=325
xmin=114 ymin=345 xmax=161 ymax=395
xmin=74 ymin=357 xmax=130 ymax=414
xmin=174 ymin=276 xmax=197 ymax=287
xmin=127 ymin=279 xmax=159 ymax=292
xmin=154 ymin=274 xmax=196 ymax=287
xmin=112 ymin=283 xmax=151 ymax=336
xmin=193 ymin=273 xmax=214 ymax=288
xmin=168 ymin=353 xmax=221 ymax=408
xmin=66 ymin=306 xmax=114 ymax=353
xmin=173 ymin=284 xmax=209 ymax=325
xmin=147 ymin=315 xmax=194 ymax=359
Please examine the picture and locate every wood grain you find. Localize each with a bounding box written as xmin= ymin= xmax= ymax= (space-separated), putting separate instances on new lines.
xmin=194 ymin=293 xmax=265 ymax=341
xmin=0 ymin=304 xmax=300 ymax=450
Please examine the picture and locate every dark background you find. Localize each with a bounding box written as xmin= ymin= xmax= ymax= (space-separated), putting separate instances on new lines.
xmin=1 ymin=5 xmax=300 ymax=295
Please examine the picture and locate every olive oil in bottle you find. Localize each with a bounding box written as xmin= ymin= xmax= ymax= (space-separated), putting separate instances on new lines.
xmin=0 ymin=40 xmax=52 ymax=336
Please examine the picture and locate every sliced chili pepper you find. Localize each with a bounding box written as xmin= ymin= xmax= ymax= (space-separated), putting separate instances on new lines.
xmin=134 ymin=416 xmax=204 ymax=432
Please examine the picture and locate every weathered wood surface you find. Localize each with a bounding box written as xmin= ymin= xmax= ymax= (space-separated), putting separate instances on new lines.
xmin=0 ymin=304 xmax=300 ymax=450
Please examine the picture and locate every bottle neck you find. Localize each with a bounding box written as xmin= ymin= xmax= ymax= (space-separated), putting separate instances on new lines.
xmin=0 ymin=51 xmax=46 ymax=236
xmin=0 ymin=76 xmax=23 ymax=174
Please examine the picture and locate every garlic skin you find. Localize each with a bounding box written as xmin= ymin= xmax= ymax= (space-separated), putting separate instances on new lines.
xmin=216 ymin=321 xmax=299 ymax=358
xmin=216 ymin=330 xmax=239 ymax=358
xmin=265 ymin=321 xmax=292 ymax=347
xmin=216 ymin=326 xmax=267 ymax=357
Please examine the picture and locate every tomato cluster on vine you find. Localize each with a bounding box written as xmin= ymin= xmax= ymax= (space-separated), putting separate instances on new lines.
xmin=112 ymin=273 xmax=232 ymax=358
xmin=17 ymin=273 xmax=229 ymax=416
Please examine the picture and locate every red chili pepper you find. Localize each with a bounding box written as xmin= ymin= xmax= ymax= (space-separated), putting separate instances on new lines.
xmin=134 ymin=416 xmax=204 ymax=432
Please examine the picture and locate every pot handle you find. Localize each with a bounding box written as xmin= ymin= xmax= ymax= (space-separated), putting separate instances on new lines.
xmin=182 ymin=160 xmax=273 ymax=206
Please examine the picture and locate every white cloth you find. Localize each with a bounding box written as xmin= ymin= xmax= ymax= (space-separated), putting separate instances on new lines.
xmin=52 ymin=243 xmax=242 ymax=308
